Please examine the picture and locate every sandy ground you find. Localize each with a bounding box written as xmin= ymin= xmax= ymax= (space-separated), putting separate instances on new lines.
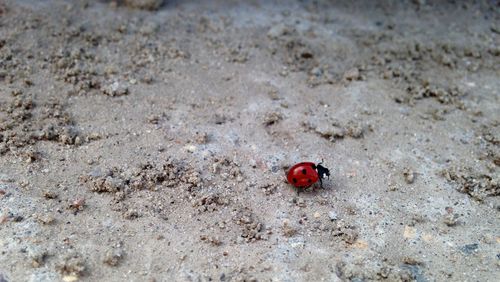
xmin=0 ymin=0 xmax=499 ymax=281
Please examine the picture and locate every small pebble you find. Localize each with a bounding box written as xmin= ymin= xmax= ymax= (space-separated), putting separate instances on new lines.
xmin=460 ymin=243 xmax=479 ymax=255
xmin=185 ymin=145 xmax=197 ymax=153
xmin=123 ymin=0 xmax=164 ymax=10
xmin=343 ymin=67 xmax=360 ymax=81
xmin=267 ymin=23 xmax=289 ymax=38
xmin=328 ymin=211 xmax=338 ymax=221
xmin=403 ymin=168 xmax=415 ymax=184
xmin=62 ymin=275 xmax=79 ymax=282
xmin=103 ymin=248 xmax=125 ymax=266
xmin=443 ymin=213 xmax=459 ymax=226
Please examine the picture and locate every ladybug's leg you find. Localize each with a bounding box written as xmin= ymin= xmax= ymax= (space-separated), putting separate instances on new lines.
xmin=319 ymin=177 xmax=323 ymax=189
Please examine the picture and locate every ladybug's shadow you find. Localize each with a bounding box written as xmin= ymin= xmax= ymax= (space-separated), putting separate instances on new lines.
xmin=295 ymin=178 xmax=340 ymax=196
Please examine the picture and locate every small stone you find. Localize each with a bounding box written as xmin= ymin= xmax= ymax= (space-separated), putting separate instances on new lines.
xmin=282 ymin=219 xmax=296 ymax=237
xmin=185 ymin=144 xmax=197 ymax=153
xmin=268 ymin=89 xmax=280 ymax=100
xmin=460 ymin=243 xmax=479 ymax=255
xmin=403 ymin=226 xmax=416 ymax=239
xmin=69 ymin=198 xmax=85 ymax=211
xmin=123 ymin=210 xmax=139 ymax=219
xmin=443 ymin=213 xmax=459 ymax=226
xmin=491 ymin=24 xmax=500 ymax=34
xmin=62 ymin=275 xmax=79 ymax=282
xmin=346 ymin=123 xmax=364 ymax=138
xmin=123 ymin=0 xmax=163 ymax=10
xmin=103 ymin=81 xmax=129 ymax=96
xmin=422 ymin=233 xmax=433 ymax=242
xmin=328 ymin=211 xmax=338 ymax=221
xmin=313 ymin=212 xmax=321 ymax=219
xmin=43 ymin=190 xmax=58 ymax=199
xmin=279 ymin=70 xmax=289 ymax=77
xmin=35 ymin=214 xmax=55 ymax=225
xmin=214 ymin=114 xmax=226 ymax=125
xmin=0 ymin=144 xmax=7 ymax=155
xmin=267 ymin=23 xmax=289 ymax=38
xmin=297 ymin=198 xmax=306 ymax=208
xmin=11 ymin=89 xmax=23 ymax=96
xmin=27 ymin=246 xmax=47 ymax=268
xmin=310 ymin=67 xmax=323 ymax=77
xmin=102 ymin=177 xmax=124 ymax=192
xmin=352 ymin=240 xmax=369 ymax=249
xmin=403 ymin=257 xmax=422 ymax=265
xmin=314 ymin=125 xmax=335 ymax=139
xmin=383 ymin=70 xmax=393 ymax=79
xmin=59 ymin=134 xmax=74 ymax=145
xmin=343 ymin=68 xmax=360 ymax=81
xmin=140 ymin=22 xmax=159 ymax=35
xmin=440 ymin=54 xmax=454 ymax=67
xmin=57 ymin=253 xmax=85 ymax=277
xmin=479 ymin=234 xmax=494 ymax=244
xmin=194 ymin=132 xmax=209 ymax=144
xmin=74 ymin=136 xmax=82 ymax=146
xmin=86 ymin=132 xmax=101 ymax=141
xmin=103 ymin=249 xmax=125 ymax=266
xmin=263 ymin=112 xmax=283 ymax=126
xmin=489 ymin=46 xmax=500 ymax=56
xmin=147 ymin=115 xmax=160 ymax=124
xmin=104 ymin=65 xmax=118 ymax=75
xmin=342 ymin=229 xmax=359 ymax=244
xmin=200 ymin=235 xmax=222 ymax=246
xmin=403 ymin=168 xmax=415 ymax=184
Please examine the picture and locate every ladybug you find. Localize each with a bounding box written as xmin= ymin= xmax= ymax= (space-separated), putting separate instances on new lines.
xmin=286 ymin=161 xmax=330 ymax=190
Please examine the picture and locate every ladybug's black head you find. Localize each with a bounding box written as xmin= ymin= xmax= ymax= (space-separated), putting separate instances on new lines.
xmin=316 ymin=163 xmax=330 ymax=180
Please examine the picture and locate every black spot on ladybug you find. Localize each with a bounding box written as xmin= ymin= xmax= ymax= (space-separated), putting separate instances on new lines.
xmin=302 ymin=169 xmax=307 ymax=175
xmin=308 ymin=179 xmax=312 ymax=183
xmin=292 ymin=178 xmax=297 ymax=183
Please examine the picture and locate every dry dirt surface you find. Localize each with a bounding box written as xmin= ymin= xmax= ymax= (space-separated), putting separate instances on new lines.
xmin=1 ymin=0 xmax=499 ymax=281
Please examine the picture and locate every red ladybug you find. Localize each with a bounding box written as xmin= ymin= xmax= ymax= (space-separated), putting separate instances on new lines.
xmin=286 ymin=161 xmax=330 ymax=190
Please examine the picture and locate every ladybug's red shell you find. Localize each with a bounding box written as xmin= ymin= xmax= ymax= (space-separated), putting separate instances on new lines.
xmin=287 ymin=162 xmax=319 ymax=188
